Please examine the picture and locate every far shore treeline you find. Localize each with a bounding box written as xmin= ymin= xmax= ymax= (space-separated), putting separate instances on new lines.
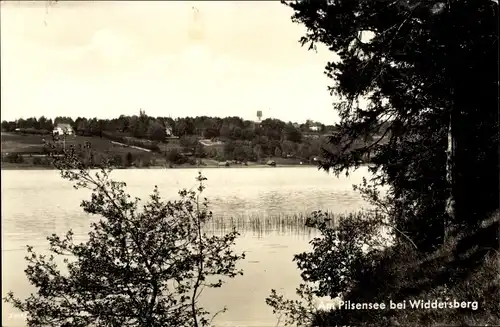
xmin=1 ymin=112 xmax=389 ymax=168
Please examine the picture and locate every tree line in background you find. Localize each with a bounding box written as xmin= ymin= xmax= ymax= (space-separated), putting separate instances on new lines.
xmin=2 ymin=111 xmax=386 ymax=165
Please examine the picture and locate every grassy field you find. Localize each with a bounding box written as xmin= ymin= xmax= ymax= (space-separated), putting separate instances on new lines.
xmin=1 ymin=132 xmax=159 ymax=155
xmin=1 ymin=132 xmax=170 ymax=168
xmin=1 ymin=132 xmax=315 ymax=169
xmin=1 ymin=132 xmax=51 ymax=154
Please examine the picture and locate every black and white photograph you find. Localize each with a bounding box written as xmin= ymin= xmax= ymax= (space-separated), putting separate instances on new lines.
xmin=1 ymin=1 xmax=499 ymax=326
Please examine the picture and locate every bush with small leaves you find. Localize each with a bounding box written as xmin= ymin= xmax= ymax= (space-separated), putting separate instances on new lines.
xmin=4 ymin=145 xmax=245 ymax=327
xmin=266 ymin=210 xmax=391 ymax=326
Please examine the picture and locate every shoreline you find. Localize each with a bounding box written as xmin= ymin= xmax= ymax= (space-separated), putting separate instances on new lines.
xmin=1 ymin=163 xmax=320 ymax=170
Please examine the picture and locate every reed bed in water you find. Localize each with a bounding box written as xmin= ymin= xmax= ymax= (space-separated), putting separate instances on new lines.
xmin=205 ymin=211 xmax=343 ymax=237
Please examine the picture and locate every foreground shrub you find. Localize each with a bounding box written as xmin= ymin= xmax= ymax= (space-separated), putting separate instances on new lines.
xmin=4 ymin=147 xmax=245 ymax=326
xmin=266 ymin=211 xmax=499 ymax=327
xmin=266 ymin=210 xmax=390 ymax=326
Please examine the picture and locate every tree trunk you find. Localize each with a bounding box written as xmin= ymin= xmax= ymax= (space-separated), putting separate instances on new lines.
xmin=445 ymin=109 xmax=455 ymax=242
xmin=452 ymin=79 xmax=499 ymax=235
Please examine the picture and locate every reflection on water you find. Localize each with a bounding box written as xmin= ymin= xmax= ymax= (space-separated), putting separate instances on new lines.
xmin=1 ymin=167 xmax=372 ymax=327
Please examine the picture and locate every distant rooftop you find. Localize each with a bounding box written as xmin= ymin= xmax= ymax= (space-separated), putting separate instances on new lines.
xmin=55 ymin=123 xmax=72 ymax=128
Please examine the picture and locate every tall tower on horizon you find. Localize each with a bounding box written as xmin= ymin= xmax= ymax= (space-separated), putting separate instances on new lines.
xmin=256 ymin=110 xmax=262 ymax=122
xmin=189 ymin=6 xmax=203 ymax=42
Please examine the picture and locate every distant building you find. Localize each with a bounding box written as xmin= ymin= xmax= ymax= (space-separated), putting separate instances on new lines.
xmin=256 ymin=110 xmax=263 ymax=122
xmin=253 ymin=110 xmax=264 ymax=129
xmin=165 ymin=124 xmax=173 ymax=137
xmin=53 ymin=123 xmax=74 ymax=136
xmin=310 ymin=125 xmax=321 ymax=132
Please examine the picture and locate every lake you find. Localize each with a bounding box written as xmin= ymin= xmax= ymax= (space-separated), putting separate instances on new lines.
xmin=2 ymin=166 xmax=372 ymax=327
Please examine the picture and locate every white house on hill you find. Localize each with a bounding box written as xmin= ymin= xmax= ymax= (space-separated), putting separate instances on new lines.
xmin=165 ymin=123 xmax=173 ymax=137
xmin=53 ymin=123 xmax=74 ymax=136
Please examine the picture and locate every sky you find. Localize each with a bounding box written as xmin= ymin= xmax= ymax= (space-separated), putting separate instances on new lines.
xmin=1 ymin=1 xmax=340 ymax=124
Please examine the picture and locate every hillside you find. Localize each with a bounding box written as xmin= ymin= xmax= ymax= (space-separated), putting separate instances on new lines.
xmin=1 ymin=133 xmax=168 ymax=168
xmin=0 ymin=132 xmax=314 ymax=169
xmin=1 ymin=114 xmax=390 ymax=168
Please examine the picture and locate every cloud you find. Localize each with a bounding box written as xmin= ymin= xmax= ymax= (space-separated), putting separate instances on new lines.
xmin=0 ymin=1 xmax=340 ymax=123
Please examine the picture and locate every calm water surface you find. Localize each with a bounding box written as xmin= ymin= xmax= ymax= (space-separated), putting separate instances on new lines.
xmin=2 ymin=166 xmax=371 ymax=326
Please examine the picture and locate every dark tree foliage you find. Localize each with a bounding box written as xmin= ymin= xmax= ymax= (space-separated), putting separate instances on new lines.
xmin=125 ymin=152 xmax=134 ymax=167
xmin=285 ymin=0 xmax=499 ymax=251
